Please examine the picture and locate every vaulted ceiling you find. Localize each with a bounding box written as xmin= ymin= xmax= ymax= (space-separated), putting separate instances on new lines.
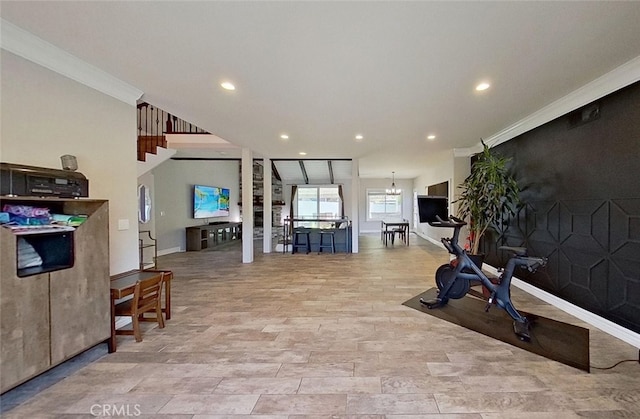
xmin=2 ymin=2 xmax=640 ymax=180
xmin=272 ymin=160 xmax=352 ymax=185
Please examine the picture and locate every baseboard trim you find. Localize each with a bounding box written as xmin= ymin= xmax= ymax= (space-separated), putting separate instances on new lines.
xmin=157 ymin=247 xmax=182 ymax=257
xmin=414 ymin=231 xmax=445 ymax=248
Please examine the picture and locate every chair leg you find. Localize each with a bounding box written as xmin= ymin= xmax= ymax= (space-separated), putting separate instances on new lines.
xmin=132 ymin=315 xmax=142 ymax=342
xmin=157 ymin=305 xmax=165 ymax=329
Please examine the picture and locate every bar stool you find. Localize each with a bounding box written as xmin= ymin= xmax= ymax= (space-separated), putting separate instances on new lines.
xmin=292 ymin=227 xmax=311 ymax=254
xmin=318 ymin=230 xmax=336 ymax=254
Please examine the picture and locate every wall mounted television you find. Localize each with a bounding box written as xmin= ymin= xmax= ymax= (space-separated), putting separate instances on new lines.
xmin=193 ymin=185 xmax=230 ymax=218
xmin=417 ymin=195 xmax=448 ymax=224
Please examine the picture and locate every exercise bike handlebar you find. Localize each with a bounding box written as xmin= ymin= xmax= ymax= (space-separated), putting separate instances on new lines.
xmin=428 ymin=215 xmax=467 ymax=254
xmin=428 ymin=215 xmax=467 ymax=229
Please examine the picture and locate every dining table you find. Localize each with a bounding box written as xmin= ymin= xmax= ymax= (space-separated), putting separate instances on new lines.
xmin=108 ymin=269 xmax=172 ymax=352
xmin=381 ymin=219 xmax=410 ymax=246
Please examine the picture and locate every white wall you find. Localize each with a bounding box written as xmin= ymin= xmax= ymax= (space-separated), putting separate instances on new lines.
xmin=358 ymin=178 xmax=414 ymax=233
xmin=1 ymin=51 xmax=139 ymax=274
xmin=152 ymin=159 xmax=241 ymax=253
xmin=412 ymin=149 xmax=470 ymax=243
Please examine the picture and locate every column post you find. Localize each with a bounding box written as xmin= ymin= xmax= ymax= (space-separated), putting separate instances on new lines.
xmin=263 ymin=157 xmax=272 ymax=253
xmin=350 ymin=159 xmax=359 ymax=253
xmin=241 ymin=148 xmax=254 ymax=263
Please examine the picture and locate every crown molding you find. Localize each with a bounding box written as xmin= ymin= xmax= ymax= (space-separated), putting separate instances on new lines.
xmin=484 ymin=55 xmax=640 ymax=148
xmin=455 ymin=55 xmax=640 ymax=157
xmin=453 ymin=144 xmax=482 ymax=158
xmin=1 ymin=19 xmax=143 ymax=105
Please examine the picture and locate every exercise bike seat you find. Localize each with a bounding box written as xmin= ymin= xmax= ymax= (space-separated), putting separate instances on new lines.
xmin=498 ymin=246 xmax=528 ymax=256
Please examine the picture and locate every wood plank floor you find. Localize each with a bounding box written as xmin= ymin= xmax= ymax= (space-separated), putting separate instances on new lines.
xmin=4 ymin=234 xmax=639 ymax=418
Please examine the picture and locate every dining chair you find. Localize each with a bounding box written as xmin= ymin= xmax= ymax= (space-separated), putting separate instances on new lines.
xmin=115 ymin=272 xmax=165 ymax=342
xmin=393 ymin=221 xmax=408 ymax=245
xmin=381 ymin=220 xmax=393 ymax=245
xmin=380 ymin=220 xmax=392 ymax=246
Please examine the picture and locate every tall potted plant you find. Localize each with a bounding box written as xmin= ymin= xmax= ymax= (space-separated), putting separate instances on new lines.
xmin=455 ymin=140 xmax=520 ymax=255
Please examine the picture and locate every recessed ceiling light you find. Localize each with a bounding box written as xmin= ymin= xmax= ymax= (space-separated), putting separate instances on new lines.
xmin=427 ymin=134 xmax=436 ymax=140
xmin=475 ymin=82 xmax=490 ymax=91
xmin=221 ymin=81 xmax=236 ymax=91
xmin=299 ymin=152 xmax=307 ymax=156
xmin=280 ymin=134 xmax=289 ymax=140
xmin=355 ymin=134 xmax=364 ymax=141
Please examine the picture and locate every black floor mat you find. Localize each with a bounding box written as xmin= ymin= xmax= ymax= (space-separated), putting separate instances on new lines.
xmin=403 ymin=288 xmax=590 ymax=372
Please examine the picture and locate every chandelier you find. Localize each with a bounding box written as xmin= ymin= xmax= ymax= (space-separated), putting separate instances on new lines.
xmin=386 ymin=171 xmax=401 ymax=195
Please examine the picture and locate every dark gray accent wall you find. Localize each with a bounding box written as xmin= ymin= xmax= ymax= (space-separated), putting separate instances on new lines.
xmin=484 ymin=81 xmax=640 ymax=334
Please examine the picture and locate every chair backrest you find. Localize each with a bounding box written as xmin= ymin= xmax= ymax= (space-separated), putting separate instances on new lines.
xmin=131 ymin=273 xmax=164 ymax=316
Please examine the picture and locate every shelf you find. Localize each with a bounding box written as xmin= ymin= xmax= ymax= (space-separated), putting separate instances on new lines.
xmin=237 ymin=201 xmax=285 ymax=206
xmin=4 ymin=225 xmax=76 ymax=235
xmin=186 ymin=222 xmax=242 ymax=251
xmin=18 ymin=263 xmax=74 ymax=278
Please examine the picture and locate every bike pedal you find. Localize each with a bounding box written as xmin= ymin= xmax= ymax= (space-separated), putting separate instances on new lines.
xmin=419 ymin=297 xmax=441 ymax=309
xmin=513 ymin=320 xmax=531 ymax=342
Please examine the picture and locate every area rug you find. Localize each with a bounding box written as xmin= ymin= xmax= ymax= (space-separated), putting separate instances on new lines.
xmin=403 ymin=288 xmax=590 ymax=372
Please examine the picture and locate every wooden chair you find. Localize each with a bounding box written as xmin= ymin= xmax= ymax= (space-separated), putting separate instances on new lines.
xmin=393 ymin=222 xmax=408 ymax=245
xmin=115 ymin=272 xmax=165 ymax=342
xmin=381 ymin=221 xmax=394 ymax=246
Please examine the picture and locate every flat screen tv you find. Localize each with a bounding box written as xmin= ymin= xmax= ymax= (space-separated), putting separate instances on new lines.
xmin=417 ymin=195 xmax=448 ymax=224
xmin=193 ymin=185 xmax=230 ymax=218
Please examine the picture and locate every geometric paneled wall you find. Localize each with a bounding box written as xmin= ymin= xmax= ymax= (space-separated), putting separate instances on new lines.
xmin=484 ymin=81 xmax=640 ymax=334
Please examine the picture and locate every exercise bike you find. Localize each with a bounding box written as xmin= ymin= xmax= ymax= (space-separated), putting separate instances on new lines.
xmin=419 ymin=215 xmax=547 ymax=341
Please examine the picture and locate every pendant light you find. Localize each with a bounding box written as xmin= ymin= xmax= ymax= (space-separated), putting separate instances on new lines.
xmin=386 ymin=171 xmax=400 ymax=195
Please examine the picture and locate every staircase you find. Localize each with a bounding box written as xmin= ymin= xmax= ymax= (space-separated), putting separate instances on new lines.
xmin=137 ymin=102 xmax=209 ymax=162
xmin=137 ymin=135 xmax=167 ymax=161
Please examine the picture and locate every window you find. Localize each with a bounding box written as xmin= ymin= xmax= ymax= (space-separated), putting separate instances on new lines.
xmin=367 ymin=190 xmax=402 ymax=221
xmin=295 ymin=186 xmax=341 ymax=227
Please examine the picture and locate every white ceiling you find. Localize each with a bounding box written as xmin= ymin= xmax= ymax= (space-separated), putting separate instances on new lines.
xmin=2 ymin=1 xmax=640 ymax=180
